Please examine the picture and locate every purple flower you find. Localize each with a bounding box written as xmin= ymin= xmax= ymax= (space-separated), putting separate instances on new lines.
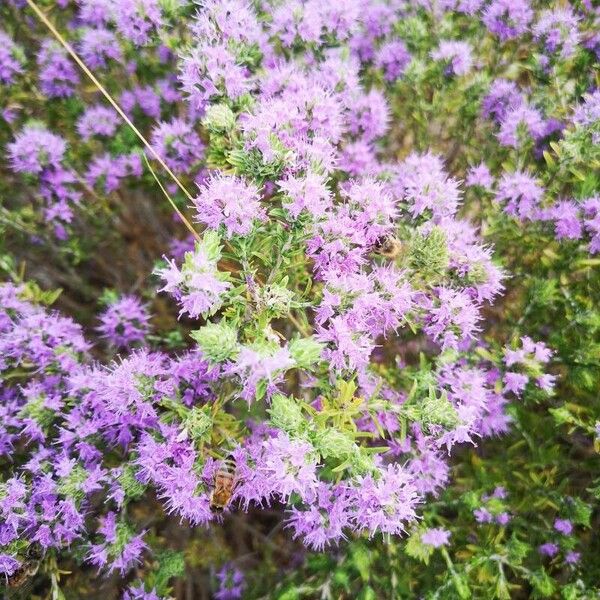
xmin=492 ymin=486 xmax=508 ymax=499
xmin=482 ymin=0 xmax=533 ymax=41
xmin=338 ymin=140 xmax=379 ymax=177
xmin=457 ymin=0 xmax=484 ymax=15
xmin=536 ymin=373 xmax=556 ymax=393
xmin=215 ymin=563 xmax=246 ymax=600
xmin=482 ymin=79 xmax=524 ymax=123
xmin=271 ymin=0 xmax=324 ymax=47
xmin=0 ymin=554 xmax=20 ymax=576
xmin=539 ymin=542 xmax=559 ymax=557
xmin=554 ymin=518 xmax=573 ymax=535
xmin=393 ymin=152 xmax=462 ymax=220
xmin=262 ymin=433 xmax=318 ymax=501
xmin=517 ymin=336 xmax=553 ymax=363
xmin=150 ymin=118 xmax=204 ymax=174
xmin=474 ymin=507 xmax=493 ymax=523
xmin=77 ymin=105 xmax=120 ymax=140
xmin=286 ymin=481 xmax=353 ymax=550
xmin=497 ymin=105 xmax=546 ymax=148
xmin=431 ymin=41 xmax=473 ymax=76
xmin=350 ymin=464 xmax=420 ymax=537
xmin=8 ymin=124 xmax=67 ymax=175
xmin=278 ymin=172 xmax=333 ymax=219
xmin=226 ymin=345 xmax=295 ymax=403
xmin=533 ymin=8 xmax=580 ymax=60
xmin=573 ymin=91 xmax=600 ymax=128
xmin=345 ymin=89 xmax=389 ymax=142
xmin=503 ymin=372 xmax=529 ymax=395
xmin=550 ymin=200 xmax=583 ymax=240
xmin=180 ymin=41 xmax=251 ymax=111
xmin=97 ymin=295 xmax=151 ymax=349
xmin=155 ymin=233 xmax=231 ymax=319
xmin=320 ymin=1 xmax=361 ymax=41
xmin=495 ymin=171 xmax=544 ymax=221
xmin=136 ymin=432 xmax=213 ymax=526
xmin=424 ymin=287 xmax=481 ymax=350
xmin=77 ymin=0 xmax=114 ymax=25
xmin=465 ymin=164 xmax=494 ymax=190
xmin=192 ymin=175 xmax=265 ymax=238
xmin=78 ymin=28 xmax=123 ymax=69
xmin=565 ymin=551 xmax=581 ymax=565
xmin=122 ymin=584 xmax=164 ymax=600
xmin=421 ymin=527 xmax=451 ymax=548
xmin=0 ymin=30 xmax=24 ymax=84
xmin=113 ymin=0 xmax=163 ymax=46
xmin=584 ymin=196 xmax=600 ymax=254
xmin=317 ymin=315 xmax=375 ymax=372
xmin=239 ymin=73 xmax=343 ymax=172
xmin=375 ymin=40 xmax=411 ymax=82
xmin=168 ymin=234 xmax=196 ymax=261
xmin=120 ymin=86 xmax=162 ymax=119
xmin=37 ymin=39 xmax=79 ymax=98
xmin=87 ymin=153 xmax=142 ymax=193
xmin=88 ymin=523 xmax=147 ymax=575
xmin=496 ymin=512 xmax=511 ymax=525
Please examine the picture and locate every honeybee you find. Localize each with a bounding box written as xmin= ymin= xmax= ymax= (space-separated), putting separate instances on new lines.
xmin=3 ymin=546 xmax=41 ymax=590
xmin=372 ymin=236 xmax=402 ymax=259
xmin=209 ymin=454 xmax=237 ymax=512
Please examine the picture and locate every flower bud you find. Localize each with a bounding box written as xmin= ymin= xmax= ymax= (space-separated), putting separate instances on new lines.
xmin=203 ymin=104 xmax=236 ymax=132
xmin=289 ymin=337 xmax=324 ymax=368
xmin=183 ymin=407 xmax=212 ymax=441
xmin=268 ymin=394 xmax=305 ymax=435
xmin=261 ymin=283 xmax=294 ymax=316
xmin=409 ymin=227 xmax=449 ymax=281
xmin=313 ymin=429 xmax=356 ymax=461
xmin=191 ymin=321 xmax=239 ymax=363
xmin=420 ymin=390 xmax=460 ymax=428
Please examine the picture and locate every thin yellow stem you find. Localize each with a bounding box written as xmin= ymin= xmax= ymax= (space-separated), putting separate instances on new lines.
xmin=24 ymin=0 xmax=197 ymax=212
xmin=143 ymin=155 xmax=201 ymax=241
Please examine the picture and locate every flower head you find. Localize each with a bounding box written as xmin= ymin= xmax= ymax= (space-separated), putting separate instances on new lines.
xmin=156 ymin=233 xmax=231 ymax=319
xmin=375 ymin=40 xmax=411 ymax=82
xmin=431 ymin=41 xmax=473 ymax=76
xmin=0 ymin=30 xmax=24 ymax=84
xmin=151 ymin=119 xmax=204 ymax=173
xmin=483 ymin=0 xmax=533 ymax=41
xmin=193 ymin=175 xmax=265 ymax=238
xmin=97 ymin=295 xmax=151 ymax=349
xmin=8 ymin=124 xmax=66 ymax=174
xmin=421 ymin=527 xmax=451 ymax=548
xmin=37 ymin=40 xmax=79 ymax=98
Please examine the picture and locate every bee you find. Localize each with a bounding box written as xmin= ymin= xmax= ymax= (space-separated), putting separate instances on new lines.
xmin=372 ymin=236 xmax=402 ymax=260
xmin=3 ymin=546 xmax=41 ymax=590
xmin=209 ymin=454 xmax=237 ymax=513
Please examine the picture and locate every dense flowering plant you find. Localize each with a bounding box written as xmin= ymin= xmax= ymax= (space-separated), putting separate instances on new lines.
xmin=0 ymin=0 xmax=598 ymax=598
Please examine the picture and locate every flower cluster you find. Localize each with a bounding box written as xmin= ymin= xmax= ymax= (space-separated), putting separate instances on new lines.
xmin=1 ymin=0 xmax=599 ymax=596
xmin=97 ymin=295 xmax=151 ymax=349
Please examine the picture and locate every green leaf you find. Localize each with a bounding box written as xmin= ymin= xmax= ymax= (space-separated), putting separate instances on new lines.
xmin=570 ymin=498 xmax=592 ymax=527
xmin=451 ymin=572 xmax=471 ymax=600
xmin=333 ymin=568 xmax=351 ymax=591
xmin=529 ymin=569 xmax=556 ymax=598
xmin=351 ymin=545 xmax=372 ymax=582
xmin=506 ymin=534 xmax=530 ymax=564
xmin=255 ymin=378 xmax=268 ymax=402
xmin=358 ymin=586 xmax=377 ymax=600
